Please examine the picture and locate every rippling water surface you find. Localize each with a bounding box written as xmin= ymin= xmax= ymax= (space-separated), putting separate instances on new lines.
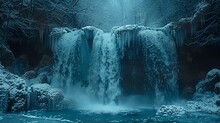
xmin=1 ymin=109 xmax=220 ymax=123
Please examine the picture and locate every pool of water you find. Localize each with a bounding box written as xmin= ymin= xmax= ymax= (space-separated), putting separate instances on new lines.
xmin=0 ymin=109 xmax=220 ymax=123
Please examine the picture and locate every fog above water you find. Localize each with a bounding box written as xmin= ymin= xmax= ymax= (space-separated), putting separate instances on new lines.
xmin=75 ymin=0 xmax=199 ymax=31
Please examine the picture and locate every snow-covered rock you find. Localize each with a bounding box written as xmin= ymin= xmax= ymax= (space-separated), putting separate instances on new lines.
xmin=186 ymin=69 xmax=220 ymax=114
xmin=0 ymin=82 xmax=9 ymax=112
xmin=195 ymin=69 xmax=220 ymax=94
xmin=49 ymin=27 xmax=74 ymax=49
xmin=0 ymin=65 xmax=28 ymax=112
xmin=50 ymin=27 xmax=72 ymax=38
xmin=0 ymin=65 xmax=63 ymax=112
xmin=82 ymin=26 xmax=103 ymax=49
xmin=29 ymin=84 xmax=64 ymax=110
xmin=156 ymin=105 xmax=186 ymax=116
xmin=186 ymin=92 xmax=220 ymax=114
xmin=206 ymin=69 xmax=220 ymax=80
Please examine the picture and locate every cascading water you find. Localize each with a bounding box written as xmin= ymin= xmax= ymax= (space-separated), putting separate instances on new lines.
xmin=113 ymin=25 xmax=178 ymax=104
xmin=88 ymin=32 xmax=121 ymax=104
xmin=50 ymin=25 xmax=178 ymax=107
xmin=138 ymin=29 xmax=178 ymax=104
xmin=51 ymin=30 xmax=90 ymax=90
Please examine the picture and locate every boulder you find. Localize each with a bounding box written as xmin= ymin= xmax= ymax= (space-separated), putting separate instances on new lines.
xmin=186 ymin=92 xmax=220 ymax=114
xmin=0 ymin=65 xmax=64 ymax=112
xmin=206 ymin=69 xmax=220 ymax=80
xmin=156 ymin=105 xmax=186 ymax=116
xmin=29 ymin=84 xmax=64 ymax=110
xmin=195 ymin=69 xmax=220 ymax=94
xmin=0 ymin=65 xmax=28 ymax=112
xmin=0 ymin=82 xmax=9 ymax=112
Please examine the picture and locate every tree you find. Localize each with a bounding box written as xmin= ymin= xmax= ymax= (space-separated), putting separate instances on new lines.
xmin=0 ymin=0 xmax=80 ymax=43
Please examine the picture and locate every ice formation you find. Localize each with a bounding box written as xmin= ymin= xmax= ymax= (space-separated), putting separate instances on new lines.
xmin=51 ymin=25 xmax=178 ymax=105
xmin=87 ymin=32 xmax=121 ymax=104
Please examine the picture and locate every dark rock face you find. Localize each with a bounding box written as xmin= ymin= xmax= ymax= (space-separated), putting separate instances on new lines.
xmin=0 ymin=44 xmax=15 ymax=68
xmin=172 ymin=1 xmax=220 ymax=99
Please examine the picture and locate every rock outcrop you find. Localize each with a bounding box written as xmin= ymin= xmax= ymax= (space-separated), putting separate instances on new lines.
xmin=0 ymin=65 xmax=64 ymax=112
xmin=0 ymin=65 xmax=28 ymax=112
xmin=189 ymin=69 xmax=220 ymax=114
xmin=29 ymin=83 xmax=64 ymax=110
xmin=195 ymin=69 xmax=220 ymax=96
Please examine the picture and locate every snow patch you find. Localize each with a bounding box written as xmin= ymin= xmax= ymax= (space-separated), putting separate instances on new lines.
xmin=156 ymin=105 xmax=186 ymax=116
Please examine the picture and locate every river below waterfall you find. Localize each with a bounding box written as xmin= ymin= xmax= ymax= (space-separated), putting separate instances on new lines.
xmin=1 ymin=109 xmax=220 ymax=123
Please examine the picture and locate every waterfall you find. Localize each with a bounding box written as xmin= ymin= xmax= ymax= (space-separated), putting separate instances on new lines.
xmin=51 ymin=30 xmax=90 ymax=90
xmin=112 ymin=25 xmax=178 ymax=104
xmin=51 ymin=25 xmax=178 ymax=105
xmin=139 ymin=29 xmax=178 ymax=104
xmin=88 ymin=32 xmax=120 ymax=104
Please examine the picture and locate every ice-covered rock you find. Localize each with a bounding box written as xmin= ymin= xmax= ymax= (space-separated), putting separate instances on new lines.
xmin=188 ymin=69 xmax=220 ymax=114
xmin=195 ymin=69 xmax=220 ymax=94
xmin=0 ymin=65 xmax=63 ymax=112
xmin=82 ymin=26 xmax=103 ymax=40
xmin=156 ymin=105 xmax=186 ymax=116
xmin=29 ymin=84 xmax=64 ymax=110
xmin=49 ymin=27 xmax=74 ymax=50
xmin=186 ymin=92 xmax=220 ymax=114
xmin=0 ymin=65 xmax=28 ymax=112
xmin=111 ymin=25 xmax=147 ymax=56
xmin=206 ymin=69 xmax=220 ymax=80
xmin=82 ymin=26 xmax=103 ymax=49
xmin=0 ymin=82 xmax=9 ymax=112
